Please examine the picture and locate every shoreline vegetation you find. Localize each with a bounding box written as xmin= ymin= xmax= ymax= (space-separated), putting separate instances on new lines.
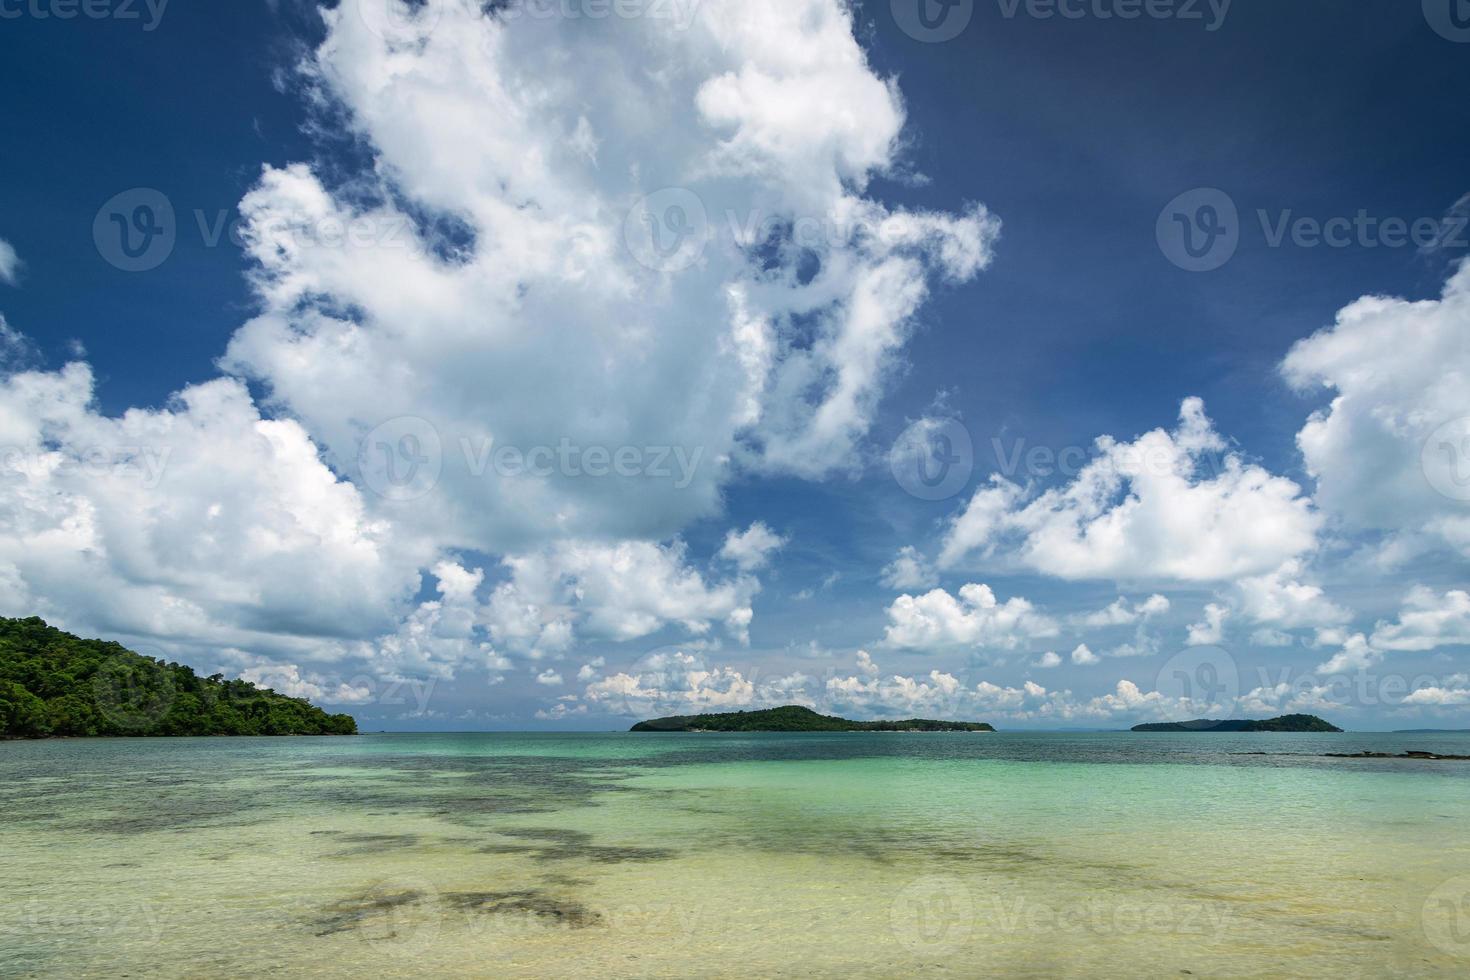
xmin=630 ymin=705 xmax=995 ymax=733
xmin=1131 ymin=714 xmax=1343 ymax=733
xmin=0 ymin=617 xmax=357 ymax=739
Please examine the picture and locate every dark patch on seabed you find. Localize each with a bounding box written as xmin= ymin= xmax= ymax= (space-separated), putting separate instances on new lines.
xmin=283 ymin=753 xmax=648 ymax=827
xmin=313 ymin=886 xmax=602 ymax=937
xmin=480 ymin=826 xmax=678 ymax=864
xmin=77 ymin=794 xmax=268 ymax=835
xmin=325 ymin=832 xmax=424 ymax=857
xmin=443 ymin=890 xmax=603 ymax=928
xmin=314 ymin=888 xmax=426 ymax=937
xmin=16 ymin=751 xmax=657 ymax=841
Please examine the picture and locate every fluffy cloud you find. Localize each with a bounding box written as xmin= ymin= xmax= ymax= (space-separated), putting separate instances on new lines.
xmin=0 ymin=0 xmax=988 ymax=691
xmin=219 ymin=0 xmax=998 ymax=559
xmin=826 ymin=671 xmax=1218 ymax=724
xmin=1072 ymin=595 xmax=1171 ymax=660
xmin=310 ymin=561 xmax=514 ymax=683
xmin=486 ymin=539 xmax=761 ymax=654
xmin=1186 ymin=603 xmax=1230 ymax=646
xmin=1078 ymin=594 xmax=1170 ymax=628
xmin=937 ymin=399 xmax=1321 ymax=582
xmin=719 ymin=522 xmax=787 ymax=571
xmin=882 ymin=583 xmax=1058 ymax=651
xmin=880 ymin=545 xmax=937 ymax=591
xmin=555 ymin=645 xmax=1240 ymax=724
xmin=1316 ymin=633 xmax=1380 ymax=675
xmin=1315 ymin=588 xmax=1470 ymax=674
xmin=1069 ymin=643 xmax=1100 ymax=666
xmin=1033 ymin=651 xmax=1062 ymax=669
xmin=238 ymin=664 xmax=374 ymax=705
xmin=580 ymin=650 xmax=809 ymax=717
xmin=1232 ymin=560 xmax=1350 ymax=630
xmin=1282 ymin=259 xmax=1470 ymax=558
xmin=0 ymin=363 xmax=428 ymax=652
xmin=0 ymin=238 xmax=19 ymax=286
xmin=0 ymin=317 xmax=38 ymax=370
xmin=1402 ymin=686 xmax=1470 ymax=706
xmin=1237 ymin=681 xmax=1343 ymax=716
xmin=1369 ymin=587 xmax=1470 ymax=652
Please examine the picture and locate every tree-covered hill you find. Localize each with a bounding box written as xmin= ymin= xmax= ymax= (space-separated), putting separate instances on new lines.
xmin=0 ymin=617 xmax=357 ymax=739
xmin=631 ymin=705 xmax=995 ymax=732
xmin=1131 ymin=714 xmax=1343 ymax=733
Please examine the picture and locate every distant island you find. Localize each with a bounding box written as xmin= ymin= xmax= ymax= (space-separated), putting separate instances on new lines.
xmin=0 ymin=617 xmax=357 ymax=739
xmin=630 ymin=705 xmax=994 ymax=733
xmin=1132 ymin=714 xmax=1342 ymax=733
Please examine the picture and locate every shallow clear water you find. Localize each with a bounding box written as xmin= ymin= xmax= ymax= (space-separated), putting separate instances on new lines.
xmin=4 ymin=732 xmax=1470 ymax=977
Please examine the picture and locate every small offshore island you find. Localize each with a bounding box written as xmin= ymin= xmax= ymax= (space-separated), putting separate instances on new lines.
xmin=0 ymin=617 xmax=356 ymax=738
xmin=1132 ymin=714 xmax=1343 ymax=733
xmin=631 ymin=705 xmax=995 ymax=733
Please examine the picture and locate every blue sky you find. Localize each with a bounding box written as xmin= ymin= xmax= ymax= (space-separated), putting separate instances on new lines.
xmin=1 ymin=0 xmax=1468 ymax=730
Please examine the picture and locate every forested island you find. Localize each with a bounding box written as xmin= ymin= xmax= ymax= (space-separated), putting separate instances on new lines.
xmin=0 ymin=617 xmax=357 ymax=739
xmin=1132 ymin=714 xmax=1343 ymax=733
xmin=630 ymin=705 xmax=995 ymax=733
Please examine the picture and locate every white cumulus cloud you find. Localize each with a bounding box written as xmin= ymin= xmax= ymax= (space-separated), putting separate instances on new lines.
xmin=1282 ymin=259 xmax=1470 ymax=559
xmin=882 ymin=583 xmax=1058 ymax=651
xmin=937 ymin=399 xmax=1321 ymax=582
xmin=880 ymin=546 xmax=937 ymax=591
xmin=719 ymin=522 xmax=787 ymax=571
xmin=0 ymin=238 xmax=19 ymax=286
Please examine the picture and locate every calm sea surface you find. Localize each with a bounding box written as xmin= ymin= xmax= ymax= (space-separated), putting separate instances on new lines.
xmin=4 ymin=731 xmax=1470 ymax=977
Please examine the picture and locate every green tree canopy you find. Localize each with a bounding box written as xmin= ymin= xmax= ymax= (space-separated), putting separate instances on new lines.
xmin=0 ymin=617 xmax=357 ymax=739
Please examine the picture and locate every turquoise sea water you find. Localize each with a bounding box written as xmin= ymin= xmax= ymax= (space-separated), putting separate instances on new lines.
xmin=4 ymin=732 xmax=1470 ymax=977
